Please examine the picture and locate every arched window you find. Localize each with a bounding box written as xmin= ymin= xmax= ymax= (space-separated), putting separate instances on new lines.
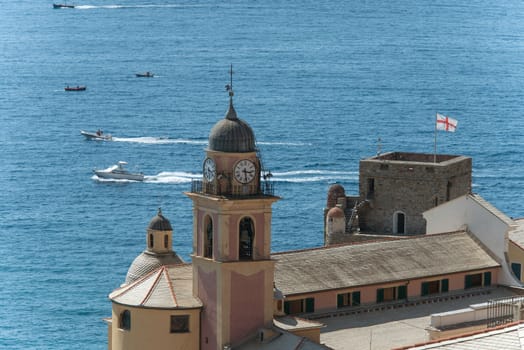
xmin=204 ymin=216 xmax=213 ymax=258
xmin=149 ymin=233 xmax=154 ymax=248
xmin=164 ymin=234 xmax=168 ymax=249
xmin=119 ymin=310 xmax=131 ymax=331
xmin=239 ymin=217 xmax=254 ymax=260
xmin=393 ymin=211 xmax=406 ymax=234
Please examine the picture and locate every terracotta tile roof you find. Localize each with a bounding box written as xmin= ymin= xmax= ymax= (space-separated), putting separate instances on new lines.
xmin=273 ymin=231 xmax=500 ymax=296
xmin=109 ymin=264 xmax=201 ymax=309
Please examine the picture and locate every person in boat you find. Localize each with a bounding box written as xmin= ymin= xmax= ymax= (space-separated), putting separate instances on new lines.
xmin=96 ymin=129 xmax=103 ymax=136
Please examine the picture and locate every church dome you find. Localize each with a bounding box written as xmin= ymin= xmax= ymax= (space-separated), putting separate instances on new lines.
xmin=125 ymin=251 xmax=183 ymax=285
xmin=148 ymin=208 xmax=172 ymax=231
xmin=327 ymin=183 xmax=346 ymax=208
xmin=124 ymin=208 xmax=182 ymax=285
xmin=208 ymin=97 xmax=256 ymax=153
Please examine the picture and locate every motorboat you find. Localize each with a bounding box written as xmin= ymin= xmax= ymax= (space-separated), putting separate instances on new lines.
xmin=53 ymin=3 xmax=75 ymax=8
xmin=136 ymin=72 xmax=154 ymax=78
xmin=94 ymin=161 xmax=144 ymax=181
xmin=65 ymin=85 xmax=86 ymax=91
xmin=80 ymin=130 xmax=112 ymax=141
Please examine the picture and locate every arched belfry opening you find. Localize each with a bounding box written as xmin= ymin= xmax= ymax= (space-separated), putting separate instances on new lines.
xmin=393 ymin=211 xmax=406 ymax=234
xmin=239 ymin=217 xmax=254 ymax=260
xmin=204 ymin=215 xmax=213 ymax=258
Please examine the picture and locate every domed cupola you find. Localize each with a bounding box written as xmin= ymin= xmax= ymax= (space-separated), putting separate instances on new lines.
xmin=208 ymin=91 xmax=256 ymax=153
xmin=327 ymin=183 xmax=346 ymax=208
xmin=148 ymin=208 xmax=172 ymax=231
xmin=125 ymin=208 xmax=183 ymax=285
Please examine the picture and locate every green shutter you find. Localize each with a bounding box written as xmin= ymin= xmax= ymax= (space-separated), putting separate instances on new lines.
xmin=284 ymin=301 xmax=290 ymax=315
xmin=421 ymin=282 xmax=429 ymax=296
xmin=352 ymin=291 xmax=361 ymax=306
xmin=305 ymin=298 xmax=315 ymax=313
xmin=465 ymin=275 xmax=472 ymax=289
xmin=484 ymin=272 xmax=492 ymax=286
xmin=377 ymin=288 xmax=384 ymax=303
xmin=441 ymin=279 xmax=449 ymax=293
xmin=337 ymin=294 xmax=344 ymax=308
xmin=398 ymin=285 xmax=407 ymax=300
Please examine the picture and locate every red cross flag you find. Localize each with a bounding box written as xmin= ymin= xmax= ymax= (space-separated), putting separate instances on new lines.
xmin=436 ymin=113 xmax=458 ymax=132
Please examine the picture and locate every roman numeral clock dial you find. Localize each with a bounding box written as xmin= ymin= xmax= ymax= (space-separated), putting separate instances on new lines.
xmin=203 ymin=158 xmax=216 ymax=181
xmin=234 ymin=159 xmax=256 ymax=184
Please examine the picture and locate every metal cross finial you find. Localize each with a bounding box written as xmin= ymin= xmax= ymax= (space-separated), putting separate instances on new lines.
xmin=225 ymin=64 xmax=234 ymax=97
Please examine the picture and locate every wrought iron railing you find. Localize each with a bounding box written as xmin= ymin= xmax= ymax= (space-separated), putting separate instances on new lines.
xmin=190 ymin=179 xmax=275 ymax=197
xmin=487 ymin=296 xmax=524 ymax=328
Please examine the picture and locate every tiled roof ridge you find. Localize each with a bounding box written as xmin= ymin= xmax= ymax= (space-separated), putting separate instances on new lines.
xmin=164 ymin=267 xmax=179 ymax=306
xmin=110 ymin=262 xmax=190 ymax=300
xmin=391 ymin=320 xmax=524 ymax=350
xmin=271 ymin=230 xmax=467 ymax=256
xmin=140 ymin=267 xmax=166 ymax=306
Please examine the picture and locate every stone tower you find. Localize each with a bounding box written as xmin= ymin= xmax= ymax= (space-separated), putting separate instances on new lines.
xmin=358 ymin=152 xmax=472 ymax=235
xmin=324 ymin=152 xmax=472 ymax=242
xmin=185 ymin=88 xmax=279 ymax=349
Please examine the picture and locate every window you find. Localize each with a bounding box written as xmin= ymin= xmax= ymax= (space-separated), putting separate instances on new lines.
xmin=204 ymin=216 xmax=213 ymax=258
xmin=284 ymin=298 xmax=315 ymax=315
xmin=367 ymin=178 xmax=375 ymax=198
xmin=149 ymin=233 xmax=154 ymax=248
xmin=512 ymin=263 xmax=522 ymax=280
xmin=119 ymin=310 xmax=131 ymax=331
xmin=239 ymin=217 xmax=254 ymax=260
xmin=465 ymin=273 xmax=483 ymax=289
xmin=164 ymin=234 xmax=168 ymax=249
xmin=377 ymin=285 xmax=407 ymax=303
xmin=421 ymin=279 xmax=449 ymax=296
xmin=337 ymin=291 xmax=361 ymax=308
xmin=170 ymin=315 xmax=189 ymax=333
xmin=393 ymin=211 xmax=406 ymax=234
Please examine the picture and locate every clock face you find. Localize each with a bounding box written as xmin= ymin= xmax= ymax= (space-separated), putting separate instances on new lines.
xmin=203 ymin=158 xmax=216 ymax=181
xmin=234 ymin=159 xmax=256 ymax=184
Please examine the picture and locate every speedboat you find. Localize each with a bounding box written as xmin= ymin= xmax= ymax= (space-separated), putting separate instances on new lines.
xmin=65 ymin=85 xmax=86 ymax=91
xmin=136 ymin=72 xmax=154 ymax=78
xmin=94 ymin=161 xmax=144 ymax=181
xmin=53 ymin=3 xmax=75 ymax=8
xmin=81 ymin=130 xmax=112 ymax=141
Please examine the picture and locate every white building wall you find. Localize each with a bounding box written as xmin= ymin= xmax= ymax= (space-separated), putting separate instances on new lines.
xmin=423 ymin=194 xmax=520 ymax=287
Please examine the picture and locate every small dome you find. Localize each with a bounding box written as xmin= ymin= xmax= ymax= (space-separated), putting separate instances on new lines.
xmin=125 ymin=251 xmax=183 ymax=285
xmin=208 ymin=97 xmax=256 ymax=153
xmin=327 ymin=183 xmax=346 ymax=208
xmin=327 ymin=206 xmax=345 ymax=218
xmin=148 ymin=208 xmax=172 ymax=231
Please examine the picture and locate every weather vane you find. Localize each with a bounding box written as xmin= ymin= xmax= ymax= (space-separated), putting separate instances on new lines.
xmin=225 ymin=64 xmax=234 ymax=96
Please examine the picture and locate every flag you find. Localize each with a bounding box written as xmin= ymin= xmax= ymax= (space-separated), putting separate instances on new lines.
xmin=436 ymin=113 xmax=458 ymax=132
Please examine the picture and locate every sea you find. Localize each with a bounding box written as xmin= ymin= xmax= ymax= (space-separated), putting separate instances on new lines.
xmin=1 ymin=0 xmax=524 ymax=348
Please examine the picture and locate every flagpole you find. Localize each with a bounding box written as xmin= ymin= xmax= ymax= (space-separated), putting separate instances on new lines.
xmin=434 ymin=112 xmax=437 ymax=163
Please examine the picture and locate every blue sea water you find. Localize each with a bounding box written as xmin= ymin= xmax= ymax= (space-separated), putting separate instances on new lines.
xmin=1 ymin=0 xmax=524 ymax=348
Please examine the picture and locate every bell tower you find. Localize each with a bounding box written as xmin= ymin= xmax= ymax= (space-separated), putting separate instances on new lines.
xmin=186 ymin=68 xmax=279 ymax=349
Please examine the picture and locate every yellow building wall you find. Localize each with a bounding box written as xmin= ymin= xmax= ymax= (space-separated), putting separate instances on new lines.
xmin=110 ymin=304 xmax=200 ymax=350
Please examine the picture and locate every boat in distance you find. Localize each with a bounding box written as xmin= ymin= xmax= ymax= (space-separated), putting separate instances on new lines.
xmin=65 ymin=85 xmax=86 ymax=91
xmin=80 ymin=130 xmax=112 ymax=141
xmin=53 ymin=3 xmax=75 ymax=8
xmin=136 ymin=72 xmax=154 ymax=78
xmin=94 ymin=161 xmax=144 ymax=181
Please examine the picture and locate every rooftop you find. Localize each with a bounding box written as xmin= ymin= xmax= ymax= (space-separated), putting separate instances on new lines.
xmin=317 ymin=287 xmax=518 ymax=350
xmin=273 ymin=231 xmax=500 ymax=296
xmin=368 ymin=152 xmax=468 ymax=165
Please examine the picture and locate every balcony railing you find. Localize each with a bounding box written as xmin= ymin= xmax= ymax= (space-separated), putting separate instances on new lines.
xmin=190 ymin=179 xmax=275 ymax=197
